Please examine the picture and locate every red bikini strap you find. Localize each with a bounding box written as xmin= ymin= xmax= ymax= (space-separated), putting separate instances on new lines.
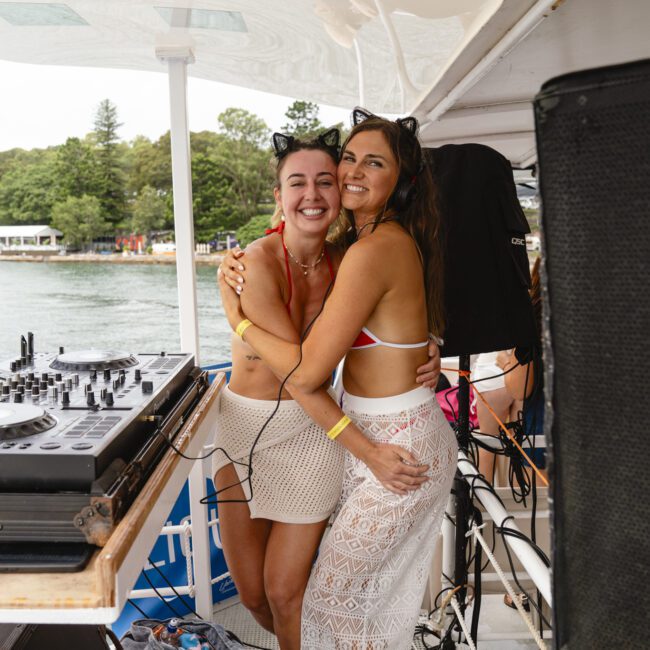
xmin=265 ymin=222 xmax=292 ymax=312
xmin=280 ymin=231 xmax=292 ymax=312
xmin=264 ymin=220 xmax=286 ymax=236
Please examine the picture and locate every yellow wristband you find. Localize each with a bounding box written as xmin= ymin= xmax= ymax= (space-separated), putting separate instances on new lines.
xmin=235 ymin=319 xmax=253 ymax=338
xmin=327 ymin=415 xmax=351 ymax=440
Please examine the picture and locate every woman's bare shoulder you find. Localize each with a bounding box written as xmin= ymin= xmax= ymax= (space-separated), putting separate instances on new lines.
xmin=242 ymin=236 xmax=282 ymax=276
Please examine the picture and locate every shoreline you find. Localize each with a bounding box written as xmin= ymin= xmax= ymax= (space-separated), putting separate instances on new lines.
xmin=0 ymin=253 xmax=224 ymax=266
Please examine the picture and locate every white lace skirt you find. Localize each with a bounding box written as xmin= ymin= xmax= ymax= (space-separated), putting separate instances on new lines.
xmin=302 ymin=386 xmax=457 ymax=649
xmin=212 ymin=386 xmax=345 ymax=524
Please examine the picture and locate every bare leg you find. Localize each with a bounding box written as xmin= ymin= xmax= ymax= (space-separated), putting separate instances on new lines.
xmin=214 ymin=463 xmax=274 ymax=632
xmin=264 ymin=520 xmax=329 ymax=649
xmin=477 ymin=387 xmax=514 ymax=483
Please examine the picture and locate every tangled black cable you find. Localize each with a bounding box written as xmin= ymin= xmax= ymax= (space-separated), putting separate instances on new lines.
xmin=151 ymin=276 xmax=335 ymax=509
xmin=439 ymin=444 xmax=551 ymax=644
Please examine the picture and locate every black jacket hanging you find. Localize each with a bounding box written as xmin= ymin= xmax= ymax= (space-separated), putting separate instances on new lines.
xmin=426 ymin=143 xmax=536 ymax=357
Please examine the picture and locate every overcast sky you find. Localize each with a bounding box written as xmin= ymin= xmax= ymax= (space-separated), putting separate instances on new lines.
xmin=0 ymin=60 xmax=351 ymax=152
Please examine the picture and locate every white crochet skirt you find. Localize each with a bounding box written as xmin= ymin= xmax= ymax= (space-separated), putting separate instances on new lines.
xmin=212 ymin=385 xmax=345 ymax=524
xmin=302 ymin=386 xmax=457 ymax=649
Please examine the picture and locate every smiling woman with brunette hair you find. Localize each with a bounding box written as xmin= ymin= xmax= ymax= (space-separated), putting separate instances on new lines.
xmin=219 ymin=109 xmax=457 ymax=648
xmin=212 ymin=128 xmax=436 ymax=649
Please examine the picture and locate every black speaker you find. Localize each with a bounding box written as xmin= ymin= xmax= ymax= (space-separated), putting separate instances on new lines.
xmin=426 ymin=144 xmax=537 ymax=357
xmin=534 ymin=59 xmax=650 ymax=648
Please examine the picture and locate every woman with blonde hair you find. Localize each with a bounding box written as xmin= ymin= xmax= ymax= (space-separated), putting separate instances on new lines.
xmin=220 ymin=109 xmax=457 ymax=648
xmin=213 ymin=127 xmax=437 ymax=649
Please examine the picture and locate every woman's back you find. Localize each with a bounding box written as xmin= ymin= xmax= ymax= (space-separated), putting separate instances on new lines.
xmin=341 ymin=222 xmax=430 ymax=397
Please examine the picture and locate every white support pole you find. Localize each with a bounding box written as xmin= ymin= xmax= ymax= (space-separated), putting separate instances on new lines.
xmin=188 ymin=455 xmax=213 ymax=619
xmin=441 ymin=493 xmax=456 ymax=595
xmin=157 ymin=45 xmax=211 ymax=620
xmin=157 ymin=46 xmax=200 ymax=364
xmin=457 ymin=451 xmax=552 ymax=605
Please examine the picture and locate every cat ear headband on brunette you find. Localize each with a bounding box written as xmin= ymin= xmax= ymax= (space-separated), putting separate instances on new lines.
xmin=271 ymin=127 xmax=341 ymax=160
xmin=351 ymin=106 xmax=419 ymax=137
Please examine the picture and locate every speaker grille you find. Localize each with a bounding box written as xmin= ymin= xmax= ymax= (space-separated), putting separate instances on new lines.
xmin=535 ymin=59 xmax=650 ymax=647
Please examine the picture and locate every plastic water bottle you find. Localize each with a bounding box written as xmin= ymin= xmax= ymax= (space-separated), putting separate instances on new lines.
xmin=159 ymin=619 xmax=182 ymax=646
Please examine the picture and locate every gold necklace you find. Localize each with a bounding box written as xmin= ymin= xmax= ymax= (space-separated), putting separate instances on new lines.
xmin=284 ymin=243 xmax=325 ymax=276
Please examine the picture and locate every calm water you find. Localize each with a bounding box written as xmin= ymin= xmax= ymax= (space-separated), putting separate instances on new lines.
xmin=0 ymin=261 xmax=233 ymax=365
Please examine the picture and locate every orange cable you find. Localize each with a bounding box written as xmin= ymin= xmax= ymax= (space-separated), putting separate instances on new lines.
xmin=440 ymin=366 xmax=549 ymax=486
xmin=472 ymin=382 xmax=549 ymax=487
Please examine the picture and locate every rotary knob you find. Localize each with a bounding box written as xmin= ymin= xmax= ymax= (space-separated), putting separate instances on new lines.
xmin=62 ymin=391 xmax=70 ymax=406
xmin=55 ymin=373 xmax=62 ymax=382
xmin=103 ymin=369 xmax=111 ymax=381
xmin=134 ymin=369 xmax=142 ymax=382
xmin=13 ymin=393 xmax=23 ymax=403
xmin=105 ymin=392 xmax=114 ymax=406
xmin=86 ymin=391 xmax=95 ymax=406
xmin=31 ymin=385 xmax=40 ymax=397
xmin=90 ymin=370 xmax=97 ymax=382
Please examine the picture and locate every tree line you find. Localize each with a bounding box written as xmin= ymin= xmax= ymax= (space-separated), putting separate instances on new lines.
xmin=0 ymin=99 xmax=336 ymax=248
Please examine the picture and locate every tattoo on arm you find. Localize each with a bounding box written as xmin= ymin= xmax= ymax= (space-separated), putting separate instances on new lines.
xmin=245 ymin=354 xmax=262 ymax=361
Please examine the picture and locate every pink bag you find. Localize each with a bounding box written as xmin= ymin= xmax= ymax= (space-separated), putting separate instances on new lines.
xmin=436 ymin=386 xmax=479 ymax=427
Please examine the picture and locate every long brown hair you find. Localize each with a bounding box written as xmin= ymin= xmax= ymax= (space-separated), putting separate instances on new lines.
xmin=333 ymin=117 xmax=445 ymax=337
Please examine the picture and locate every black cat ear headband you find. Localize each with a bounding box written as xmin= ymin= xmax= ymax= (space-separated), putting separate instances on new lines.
xmin=271 ymin=127 xmax=341 ymax=160
xmin=351 ymin=106 xmax=419 ymax=137
xmin=351 ymin=106 xmax=423 ymax=177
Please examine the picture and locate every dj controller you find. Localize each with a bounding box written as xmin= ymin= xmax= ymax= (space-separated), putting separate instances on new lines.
xmin=0 ymin=333 xmax=207 ymax=561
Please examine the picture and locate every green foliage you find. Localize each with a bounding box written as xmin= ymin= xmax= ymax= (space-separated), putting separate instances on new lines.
xmin=125 ymin=133 xmax=171 ymax=196
xmin=0 ymin=149 xmax=57 ymax=224
xmin=92 ymin=99 xmax=127 ymax=227
xmin=215 ymin=109 xmax=274 ymax=225
xmin=52 ymin=137 xmax=100 ymax=203
xmin=236 ymin=214 xmax=272 ymax=247
xmin=0 ymin=102 xmax=281 ymax=243
xmin=281 ymin=100 xmax=324 ymax=138
xmin=131 ymin=185 xmax=167 ymax=234
xmin=51 ymin=195 xmax=109 ymax=248
xmin=192 ymin=153 xmax=240 ymax=240
xmin=218 ymin=108 xmax=269 ymax=148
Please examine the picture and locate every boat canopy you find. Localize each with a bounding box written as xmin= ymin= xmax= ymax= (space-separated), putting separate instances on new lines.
xmin=2 ymin=0 xmax=648 ymax=359
xmin=1 ymin=0 xmax=648 ymax=166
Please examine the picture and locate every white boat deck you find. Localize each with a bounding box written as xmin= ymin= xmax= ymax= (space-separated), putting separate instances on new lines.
xmin=213 ymin=595 xmax=545 ymax=649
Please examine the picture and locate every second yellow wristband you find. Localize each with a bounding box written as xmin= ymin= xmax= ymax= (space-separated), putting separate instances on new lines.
xmin=327 ymin=415 xmax=351 ymax=440
xmin=235 ymin=319 xmax=253 ymax=338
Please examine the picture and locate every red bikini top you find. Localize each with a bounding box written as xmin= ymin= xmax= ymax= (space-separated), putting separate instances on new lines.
xmin=265 ymin=222 xmax=335 ymax=314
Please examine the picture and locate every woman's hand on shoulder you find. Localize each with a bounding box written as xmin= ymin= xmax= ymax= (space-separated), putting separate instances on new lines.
xmin=363 ymin=443 xmax=430 ymax=495
xmin=218 ymin=247 xmax=246 ymax=294
xmin=218 ymin=272 xmax=246 ymax=331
